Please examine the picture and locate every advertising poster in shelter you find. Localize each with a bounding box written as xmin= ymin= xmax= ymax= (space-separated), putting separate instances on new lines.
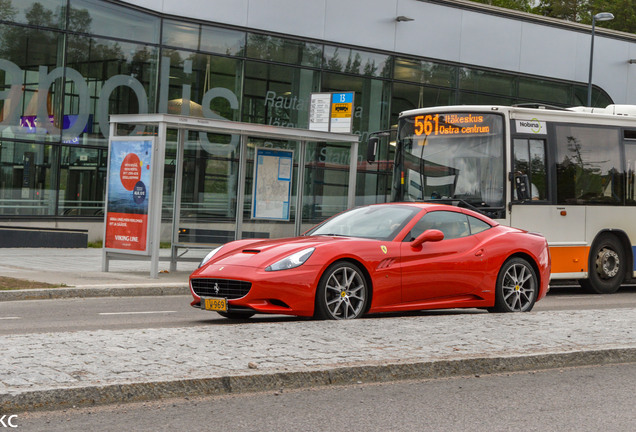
xmin=252 ymin=148 xmax=293 ymax=220
xmin=104 ymin=138 xmax=154 ymax=253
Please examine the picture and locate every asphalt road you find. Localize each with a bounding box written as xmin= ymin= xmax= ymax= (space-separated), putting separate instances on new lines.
xmin=1 ymin=286 xmax=636 ymax=335
xmin=17 ymin=363 xmax=636 ymax=432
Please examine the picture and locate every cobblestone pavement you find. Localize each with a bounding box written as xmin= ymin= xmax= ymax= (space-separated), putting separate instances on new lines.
xmin=1 ymin=308 xmax=635 ymax=396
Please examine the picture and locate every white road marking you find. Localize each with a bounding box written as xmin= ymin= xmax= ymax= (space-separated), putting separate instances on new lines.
xmin=0 ymin=317 xmax=21 ymax=320
xmin=98 ymin=311 xmax=176 ymax=316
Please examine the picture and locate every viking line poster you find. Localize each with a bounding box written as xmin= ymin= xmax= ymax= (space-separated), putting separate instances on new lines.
xmin=105 ymin=138 xmax=154 ymax=252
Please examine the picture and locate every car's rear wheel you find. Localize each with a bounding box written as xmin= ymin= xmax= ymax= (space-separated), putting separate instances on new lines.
xmin=217 ymin=311 xmax=255 ymax=319
xmin=489 ymin=257 xmax=538 ymax=313
xmin=315 ymin=261 xmax=368 ymax=320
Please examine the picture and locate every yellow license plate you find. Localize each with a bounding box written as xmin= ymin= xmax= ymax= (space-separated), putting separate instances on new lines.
xmin=203 ymin=297 xmax=227 ymax=312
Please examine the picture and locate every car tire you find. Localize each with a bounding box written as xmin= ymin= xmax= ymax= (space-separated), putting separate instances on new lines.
xmin=579 ymin=234 xmax=624 ymax=294
xmin=217 ymin=311 xmax=255 ymax=319
xmin=315 ymin=261 xmax=368 ymax=320
xmin=488 ymin=257 xmax=538 ymax=313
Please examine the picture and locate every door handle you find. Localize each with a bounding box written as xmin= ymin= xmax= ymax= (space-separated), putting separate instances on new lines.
xmin=475 ymin=249 xmax=484 ymax=257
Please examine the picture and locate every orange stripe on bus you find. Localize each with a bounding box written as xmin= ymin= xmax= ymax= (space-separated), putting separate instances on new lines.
xmin=549 ymin=246 xmax=589 ymax=274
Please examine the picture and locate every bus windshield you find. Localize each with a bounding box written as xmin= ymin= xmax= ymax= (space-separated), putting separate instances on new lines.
xmin=392 ymin=112 xmax=505 ymax=210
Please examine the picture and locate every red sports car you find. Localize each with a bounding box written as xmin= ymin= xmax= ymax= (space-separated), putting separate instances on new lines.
xmin=190 ymin=203 xmax=550 ymax=320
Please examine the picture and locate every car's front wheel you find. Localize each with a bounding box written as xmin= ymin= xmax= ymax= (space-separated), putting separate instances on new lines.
xmin=315 ymin=261 xmax=368 ymax=320
xmin=489 ymin=257 xmax=538 ymax=313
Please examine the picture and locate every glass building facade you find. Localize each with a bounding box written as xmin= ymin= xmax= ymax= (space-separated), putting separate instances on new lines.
xmin=0 ymin=0 xmax=613 ymax=239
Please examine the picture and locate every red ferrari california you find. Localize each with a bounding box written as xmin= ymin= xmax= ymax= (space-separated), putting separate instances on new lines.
xmin=190 ymin=203 xmax=550 ymax=320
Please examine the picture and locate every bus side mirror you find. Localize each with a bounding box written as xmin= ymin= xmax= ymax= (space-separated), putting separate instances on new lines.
xmin=366 ymin=136 xmax=379 ymax=163
xmin=514 ymin=173 xmax=531 ymax=201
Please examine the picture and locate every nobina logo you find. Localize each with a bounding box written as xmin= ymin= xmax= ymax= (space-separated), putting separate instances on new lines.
xmin=0 ymin=415 xmax=18 ymax=428
xmin=529 ymin=118 xmax=542 ymax=133
xmin=516 ymin=118 xmax=547 ymax=135
xmin=518 ymin=119 xmax=542 ymax=133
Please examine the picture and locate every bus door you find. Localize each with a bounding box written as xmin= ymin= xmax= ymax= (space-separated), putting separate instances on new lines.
xmin=509 ymin=137 xmax=587 ymax=276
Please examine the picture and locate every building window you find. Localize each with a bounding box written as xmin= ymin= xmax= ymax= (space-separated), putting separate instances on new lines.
xmin=0 ymin=141 xmax=55 ymax=216
xmin=323 ymin=45 xmax=392 ymax=78
xmin=162 ymin=20 xmax=246 ymax=56
xmin=246 ymin=33 xmax=322 ymax=68
xmin=68 ymin=0 xmax=160 ymax=43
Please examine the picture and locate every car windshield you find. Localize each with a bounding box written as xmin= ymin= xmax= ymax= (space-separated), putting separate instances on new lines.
xmin=306 ymin=205 xmax=420 ymax=240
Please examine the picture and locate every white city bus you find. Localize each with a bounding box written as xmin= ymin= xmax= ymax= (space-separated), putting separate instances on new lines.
xmin=369 ymin=104 xmax=636 ymax=293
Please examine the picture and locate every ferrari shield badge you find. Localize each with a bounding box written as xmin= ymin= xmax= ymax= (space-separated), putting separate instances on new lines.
xmin=381 ymin=245 xmax=388 ymax=254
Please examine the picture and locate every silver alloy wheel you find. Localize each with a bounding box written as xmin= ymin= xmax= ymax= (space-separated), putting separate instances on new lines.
xmin=324 ymin=265 xmax=366 ymax=319
xmin=501 ymin=261 xmax=536 ymax=312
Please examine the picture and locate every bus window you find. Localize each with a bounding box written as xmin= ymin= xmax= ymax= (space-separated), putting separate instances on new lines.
xmin=626 ymin=143 xmax=636 ymax=205
xmin=513 ymin=138 xmax=546 ymax=201
xmin=555 ymin=126 xmax=623 ymax=205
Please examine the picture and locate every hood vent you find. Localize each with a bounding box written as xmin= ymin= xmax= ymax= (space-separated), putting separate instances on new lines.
xmin=242 ymin=249 xmax=261 ymax=254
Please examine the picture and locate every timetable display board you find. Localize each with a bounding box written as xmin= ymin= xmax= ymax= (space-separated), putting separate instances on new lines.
xmin=309 ymin=92 xmax=354 ymax=133
xmin=252 ymin=147 xmax=294 ymax=221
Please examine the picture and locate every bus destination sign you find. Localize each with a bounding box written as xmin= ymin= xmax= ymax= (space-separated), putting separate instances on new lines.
xmin=412 ymin=113 xmax=492 ymax=137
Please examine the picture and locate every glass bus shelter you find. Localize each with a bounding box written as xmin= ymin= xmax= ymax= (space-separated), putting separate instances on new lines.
xmin=102 ymin=114 xmax=360 ymax=277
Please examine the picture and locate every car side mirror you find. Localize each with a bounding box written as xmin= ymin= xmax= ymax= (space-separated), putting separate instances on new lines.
xmin=366 ymin=136 xmax=379 ymax=163
xmin=410 ymin=229 xmax=444 ymax=248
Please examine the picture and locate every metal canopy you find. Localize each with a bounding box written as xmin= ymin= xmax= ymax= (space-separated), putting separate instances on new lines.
xmin=110 ymin=113 xmax=360 ymax=143
xmin=103 ymin=113 xmax=360 ymax=277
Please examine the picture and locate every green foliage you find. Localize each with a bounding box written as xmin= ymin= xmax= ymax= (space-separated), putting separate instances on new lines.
xmin=472 ymin=0 xmax=636 ymax=34
xmin=471 ymin=0 xmax=535 ymax=13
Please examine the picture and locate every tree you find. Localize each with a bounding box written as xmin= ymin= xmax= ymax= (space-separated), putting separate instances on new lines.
xmin=471 ymin=0 xmax=535 ymax=14
xmin=585 ymin=0 xmax=636 ymax=33
xmin=472 ymin=0 xmax=636 ymax=34
xmin=533 ymin=0 xmax=588 ymax=22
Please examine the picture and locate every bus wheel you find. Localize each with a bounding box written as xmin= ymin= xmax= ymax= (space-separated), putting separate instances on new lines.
xmin=580 ymin=234 xmax=625 ymax=294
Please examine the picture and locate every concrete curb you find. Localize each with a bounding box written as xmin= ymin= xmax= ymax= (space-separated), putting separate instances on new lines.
xmin=3 ymin=348 xmax=635 ymax=413
xmin=0 ymin=285 xmax=190 ymax=301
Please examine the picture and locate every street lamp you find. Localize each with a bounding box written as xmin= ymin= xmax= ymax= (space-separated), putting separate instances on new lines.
xmin=587 ymin=12 xmax=614 ymax=107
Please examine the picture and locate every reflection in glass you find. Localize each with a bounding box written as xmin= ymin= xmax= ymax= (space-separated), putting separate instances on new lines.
xmin=0 ymin=0 xmax=66 ymax=29
xmin=242 ymin=61 xmax=319 ymax=128
xmin=555 ymin=125 xmax=622 ymax=204
xmin=65 ymin=35 xmax=159 ymax=146
xmin=58 ymin=146 xmax=106 ymax=216
xmin=303 ymin=142 xmax=351 ymax=226
xmin=247 ymin=34 xmax=322 ymax=67
xmin=0 ymin=25 xmax=65 ymax=143
xmin=69 ymin=0 xmax=160 ymax=43
xmin=0 ymin=141 xmax=56 ymax=215
xmin=163 ymin=20 xmax=246 ymax=56
xmin=323 ymin=45 xmax=391 ymax=78
xmin=242 ymin=139 xmax=298 ymax=240
xmin=393 ymin=57 xmax=456 ymax=87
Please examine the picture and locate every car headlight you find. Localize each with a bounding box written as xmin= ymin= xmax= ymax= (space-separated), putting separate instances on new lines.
xmin=265 ymin=247 xmax=315 ymax=271
xmin=199 ymin=246 xmax=223 ymax=268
